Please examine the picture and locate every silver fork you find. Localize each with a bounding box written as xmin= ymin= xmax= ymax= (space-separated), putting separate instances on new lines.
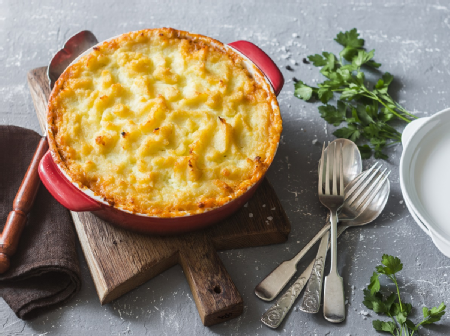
xmin=318 ymin=141 xmax=346 ymax=323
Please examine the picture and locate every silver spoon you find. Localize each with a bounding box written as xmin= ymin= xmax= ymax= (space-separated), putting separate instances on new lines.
xmin=255 ymin=138 xmax=362 ymax=302
xmin=48 ymin=30 xmax=98 ymax=89
xmin=261 ymin=168 xmax=390 ymax=328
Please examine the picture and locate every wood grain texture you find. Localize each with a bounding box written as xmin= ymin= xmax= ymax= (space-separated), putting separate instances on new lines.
xmin=27 ymin=67 xmax=51 ymax=133
xmin=28 ymin=66 xmax=290 ymax=326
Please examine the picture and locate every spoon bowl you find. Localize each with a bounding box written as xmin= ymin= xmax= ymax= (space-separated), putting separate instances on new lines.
xmin=341 ymin=168 xmax=390 ymax=227
xmin=48 ymin=30 xmax=98 ymax=89
xmin=322 ymin=138 xmax=362 ymax=188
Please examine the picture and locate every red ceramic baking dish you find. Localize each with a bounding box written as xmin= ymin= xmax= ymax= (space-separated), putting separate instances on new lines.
xmin=38 ymin=30 xmax=284 ymax=234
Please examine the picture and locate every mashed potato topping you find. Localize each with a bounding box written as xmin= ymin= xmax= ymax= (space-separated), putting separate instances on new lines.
xmin=47 ymin=28 xmax=282 ymax=216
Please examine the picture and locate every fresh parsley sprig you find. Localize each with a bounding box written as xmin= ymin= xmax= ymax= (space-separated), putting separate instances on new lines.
xmin=294 ymin=28 xmax=418 ymax=159
xmin=363 ymin=254 xmax=446 ymax=335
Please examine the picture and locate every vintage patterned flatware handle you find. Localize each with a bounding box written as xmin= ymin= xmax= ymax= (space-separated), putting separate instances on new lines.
xmin=261 ymin=262 xmax=314 ymax=328
xmin=261 ymin=225 xmax=349 ymax=328
xmin=301 ymin=225 xmax=349 ymax=314
xmin=299 ymin=231 xmax=330 ymax=313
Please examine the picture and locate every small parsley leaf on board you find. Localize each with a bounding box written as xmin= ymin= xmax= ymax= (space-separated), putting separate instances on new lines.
xmin=364 ymin=255 xmax=446 ymax=335
xmin=294 ymin=28 xmax=418 ymax=159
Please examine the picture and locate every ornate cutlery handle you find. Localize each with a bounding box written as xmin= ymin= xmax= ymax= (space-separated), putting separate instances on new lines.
xmin=255 ymin=222 xmax=331 ymax=301
xmin=299 ymin=231 xmax=329 ymax=313
xmin=261 ymin=262 xmax=313 ymax=328
xmin=324 ymin=210 xmax=346 ymax=323
xmin=261 ymin=225 xmax=348 ymax=328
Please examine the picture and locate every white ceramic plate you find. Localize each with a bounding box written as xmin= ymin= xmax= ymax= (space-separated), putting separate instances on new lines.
xmin=400 ymin=108 xmax=450 ymax=257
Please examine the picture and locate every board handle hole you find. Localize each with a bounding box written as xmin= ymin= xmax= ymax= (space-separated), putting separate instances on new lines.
xmin=213 ymin=285 xmax=222 ymax=294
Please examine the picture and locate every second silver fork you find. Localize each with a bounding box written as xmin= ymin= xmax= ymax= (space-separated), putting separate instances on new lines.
xmin=317 ymin=141 xmax=346 ymax=323
xmin=300 ymin=163 xmax=391 ymax=314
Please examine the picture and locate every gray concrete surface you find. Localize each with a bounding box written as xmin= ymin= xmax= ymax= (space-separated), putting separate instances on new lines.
xmin=1 ymin=0 xmax=450 ymax=335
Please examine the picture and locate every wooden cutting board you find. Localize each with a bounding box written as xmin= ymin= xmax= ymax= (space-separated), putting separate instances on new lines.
xmin=27 ymin=67 xmax=290 ymax=326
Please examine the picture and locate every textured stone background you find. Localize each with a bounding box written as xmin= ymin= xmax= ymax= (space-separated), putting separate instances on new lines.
xmin=1 ymin=0 xmax=450 ymax=335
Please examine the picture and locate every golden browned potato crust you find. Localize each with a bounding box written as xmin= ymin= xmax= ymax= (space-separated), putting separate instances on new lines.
xmin=47 ymin=28 xmax=282 ymax=217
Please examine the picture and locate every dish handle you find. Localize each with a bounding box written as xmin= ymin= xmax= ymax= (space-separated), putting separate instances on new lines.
xmin=38 ymin=151 xmax=103 ymax=212
xmin=412 ymin=210 xmax=450 ymax=258
xmin=402 ymin=117 xmax=429 ymax=147
xmin=228 ymin=41 xmax=284 ymax=96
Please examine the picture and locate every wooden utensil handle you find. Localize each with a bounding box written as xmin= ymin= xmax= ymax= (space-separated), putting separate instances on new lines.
xmin=0 ymin=136 xmax=49 ymax=273
xmin=179 ymin=235 xmax=243 ymax=326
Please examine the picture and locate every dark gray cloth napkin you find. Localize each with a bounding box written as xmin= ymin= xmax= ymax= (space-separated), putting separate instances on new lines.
xmin=0 ymin=125 xmax=81 ymax=319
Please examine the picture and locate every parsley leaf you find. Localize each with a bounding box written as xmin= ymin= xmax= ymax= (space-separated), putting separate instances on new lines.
xmin=405 ymin=319 xmax=417 ymax=331
xmin=375 ymin=72 xmax=394 ymax=92
xmin=381 ymin=254 xmax=403 ymax=275
xmin=352 ymin=49 xmax=376 ymax=68
xmin=318 ymin=103 xmax=346 ymax=126
xmin=368 ymin=271 xmax=381 ymax=294
xmin=335 ymin=28 xmax=364 ymax=49
xmin=333 ymin=125 xmax=361 ymax=142
xmin=339 ymin=46 xmax=359 ymax=63
xmin=422 ymin=303 xmax=446 ymax=325
xmin=364 ymin=255 xmax=446 ymax=335
xmin=294 ymin=80 xmax=316 ymax=101
xmin=396 ymin=311 xmax=408 ymax=324
xmin=317 ymin=87 xmax=334 ymax=104
xmin=294 ymin=28 xmax=417 ymax=159
xmin=373 ymin=320 xmax=397 ymax=335
xmin=385 ymin=293 xmax=398 ymax=313
xmin=363 ymin=289 xmax=384 ymax=312
xmin=308 ymin=54 xmax=328 ymax=67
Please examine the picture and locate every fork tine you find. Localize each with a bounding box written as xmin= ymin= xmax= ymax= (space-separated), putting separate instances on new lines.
xmin=345 ymin=162 xmax=379 ymax=199
xmin=350 ymin=167 xmax=387 ymax=209
xmin=325 ymin=141 xmax=331 ymax=195
xmin=318 ymin=142 xmax=325 ymax=195
xmin=339 ymin=143 xmax=344 ymax=196
xmin=355 ymin=170 xmax=391 ymax=213
xmin=346 ymin=163 xmax=381 ymax=205
xmin=347 ymin=165 xmax=383 ymax=207
xmin=332 ymin=142 xmax=337 ymax=195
